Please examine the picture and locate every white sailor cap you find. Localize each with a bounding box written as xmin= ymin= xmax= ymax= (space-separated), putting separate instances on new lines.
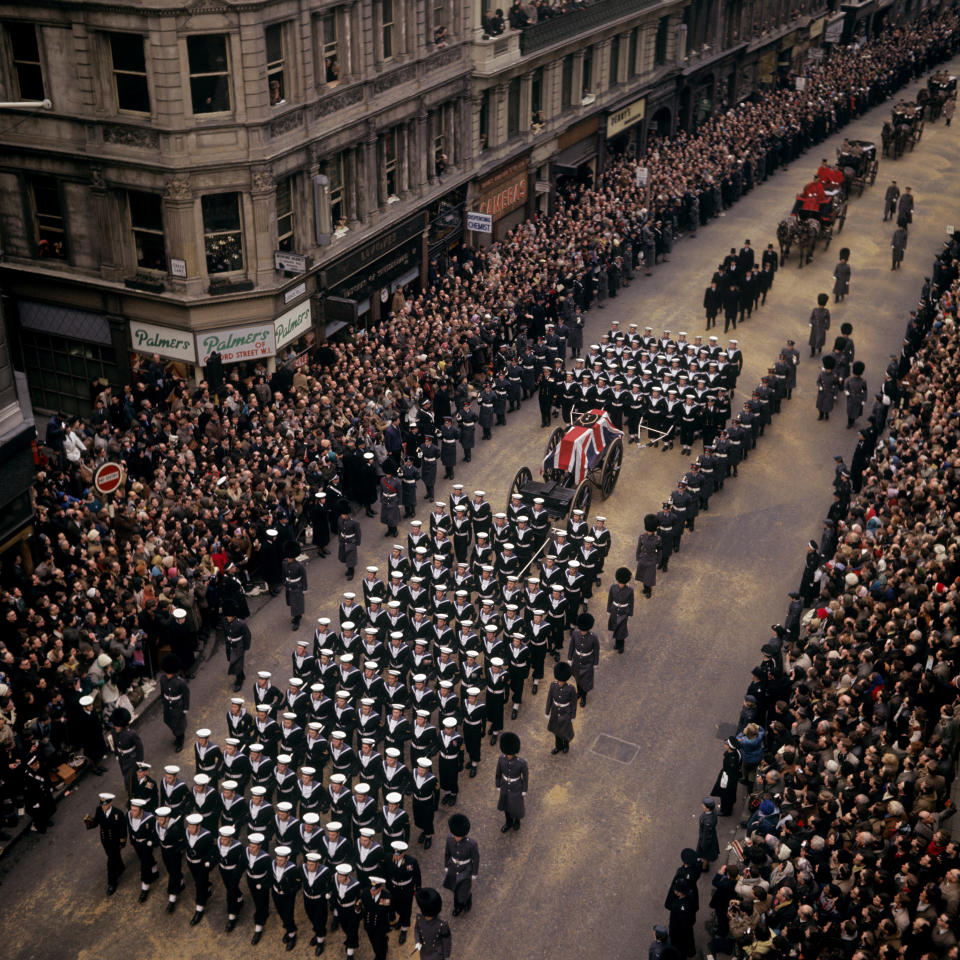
xmin=196 ymin=728 xmax=212 ymax=738
xmin=221 ymin=780 xmax=239 ymax=791
xmin=442 ymin=717 xmax=457 ymax=728
xmin=79 ymin=695 xmax=95 ymax=707
xmin=247 ymin=832 xmax=265 ymax=844
xmin=130 ymin=798 xmax=148 ymax=808
xmin=391 ymin=840 xmax=409 ymax=852
xmin=303 ymin=812 xmax=320 ymax=825
xmin=276 ymin=801 xmax=293 ymax=812
xmin=275 ymin=845 xmax=292 ymax=857
xmin=385 ymin=748 xmax=401 ymax=758
xmin=257 ymin=670 xmax=272 ymax=679
xmin=416 ymin=757 xmax=432 ymax=767
xmin=164 ymin=765 xmax=180 ymax=775
xmin=155 ymin=806 xmax=173 ymax=818
xmin=335 ymin=863 xmax=353 ymax=875
xmin=329 ymin=773 xmax=347 ymax=784
xmin=194 ymin=773 xmax=211 ymax=786
xmin=325 ymin=821 xmax=343 ymax=832
xmin=219 ymin=826 xmax=236 ymax=838
xmin=466 ymin=686 xmax=481 ymax=696
xmin=185 ymin=813 xmax=203 ymax=824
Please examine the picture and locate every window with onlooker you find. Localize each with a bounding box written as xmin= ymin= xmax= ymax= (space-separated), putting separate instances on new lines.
xmin=187 ymin=34 xmax=231 ymax=114
xmin=128 ymin=191 xmax=166 ymax=271
xmin=276 ymin=177 xmax=294 ymax=251
xmin=531 ymin=67 xmax=543 ymax=127
xmin=266 ymin=24 xmax=287 ymax=105
xmin=328 ymin=154 xmax=346 ymax=226
xmin=6 ymin=21 xmax=45 ymax=100
xmin=202 ymin=193 xmax=244 ymax=274
xmin=319 ymin=11 xmax=340 ymax=84
xmin=110 ymin=33 xmax=150 ymax=113
xmin=30 ymin=175 xmax=66 ymax=259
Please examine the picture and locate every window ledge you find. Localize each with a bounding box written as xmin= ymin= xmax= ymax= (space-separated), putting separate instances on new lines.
xmin=208 ymin=277 xmax=254 ymax=294
xmin=125 ymin=273 xmax=167 ymax=293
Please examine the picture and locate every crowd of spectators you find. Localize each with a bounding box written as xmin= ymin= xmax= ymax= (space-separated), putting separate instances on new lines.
xmin=0 ymin=10 xmax=958 ymax=841
xmin=656 ymin=234 xmax=960 ymax=960
xmin=482 ymin=1 xmax=591 ymax=37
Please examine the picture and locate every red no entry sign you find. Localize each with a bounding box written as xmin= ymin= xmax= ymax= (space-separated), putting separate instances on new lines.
xmin=93 ymin=461 xmax=124 ymax=495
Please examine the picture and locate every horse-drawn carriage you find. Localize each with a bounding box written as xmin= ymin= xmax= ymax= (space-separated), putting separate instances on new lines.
xmin=836 ymin=140 xmax=878 ymax=198
xmin=780 ymin=191 xmax=845 ymax=267
xmin=883 ymin=107 xmax=924 ymax=159
xmin=924 ymin=72 xmax=956 ymax=120
xmin=507 ymin=409 xmax=624 ymax=519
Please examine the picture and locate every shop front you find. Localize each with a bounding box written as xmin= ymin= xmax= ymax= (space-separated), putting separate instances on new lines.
xmin=321 ymin=211 xmax=427 ymax=332
xmin=274 ymin=297 xmax=316 ymax=364
xmin=472 ymin=154 xmax=531 ymax=242
xmin=552 ymin=117 xmax=599 ymax=192
xmin=13 ymin=298 xmax=129 ymax=419
xmin=195 ymin=321 xmax=276 ymax=367
xmin=605 ymin=95 xmax=646 ymax=157
xmin=427 ymin=186 xmax=467 ymax=261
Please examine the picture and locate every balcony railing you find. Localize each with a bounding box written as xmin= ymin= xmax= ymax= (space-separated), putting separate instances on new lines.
xmin=518 ymin=0 xmax=645 ymax=55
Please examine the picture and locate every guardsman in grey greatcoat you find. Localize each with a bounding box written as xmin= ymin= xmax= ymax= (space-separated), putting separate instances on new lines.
xmin=606 ymin=567 xmax=635 ymax=654
xmin=845 ymin=360 xmax=867 ymax=428
xmin=634 ymin=514 xmax=661 ymax=598
xmin=494 ymin=732 xmax=528 ymax=832
xmin=568 ymin=613 xmax=600 ymax=707
xmin=379 ymin=464 xmax=402 ymax=539
xmin=414 ymin=888 xmax=452 ymax=960
xmin=545 ymin=661 xmax=577 ymax=755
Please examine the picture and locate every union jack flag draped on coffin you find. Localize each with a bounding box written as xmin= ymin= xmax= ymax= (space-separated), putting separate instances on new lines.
xmin=542 ymin=409 xmax=623 ymax=485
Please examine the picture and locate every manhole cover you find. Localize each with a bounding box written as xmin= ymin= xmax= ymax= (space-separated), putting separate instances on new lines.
xmin=590 ymin=734 xmax=640 ymax=764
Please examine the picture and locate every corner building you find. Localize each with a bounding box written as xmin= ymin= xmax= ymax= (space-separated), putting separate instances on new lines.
xmin=0 ymin=0 xmax=898 ymax=416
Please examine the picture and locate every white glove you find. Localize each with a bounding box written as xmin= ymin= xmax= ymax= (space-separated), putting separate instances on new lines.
xmin=522 ymin=792 xmax=527 ymax=797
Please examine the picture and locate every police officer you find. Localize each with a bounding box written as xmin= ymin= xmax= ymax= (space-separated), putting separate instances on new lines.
xmin=439 ymin=416 xmax=459 ymax=480
xmin=283 ymin=544 xmax=309 ymax=630
xmin=338 ymin=506 xmax=361 ymax=581
xmin=160 ymin=654 xmax=190 ymax=750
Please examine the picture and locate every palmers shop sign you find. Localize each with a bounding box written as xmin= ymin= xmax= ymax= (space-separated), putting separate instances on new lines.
xmin=129 ymin=320 xmax=197 ymax=363
xmin=196 ymin=323 xmax=276 ymax=365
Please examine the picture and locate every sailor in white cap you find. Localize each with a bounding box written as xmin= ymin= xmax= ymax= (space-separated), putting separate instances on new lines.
xmin=130 ymin=760 xmax=158 ymax=809
xmin=153 ymin=805 xmax=185 ymax=913
xmin=274 ymin=754 xmax=299 ymax=805
xmin=274 ymin=799 xmax=300 ymax=849
xmin=84 ymin=791 xmax=127 ymax=894
xmin=360 ymin=872 xmax=393 ymax=960
xmin=461 ymin=686 xmax=486 ymax=776
xmin=183 ymin=811 xmax=215 ymax=923
xmin=300 ymin=810 xmax=323 ymax=853
xmin=332 ymin=862 xmax=363 ymax=956
xmin=411 ymin=756 xmax=439 ymax=849
xmin=437 ymin=716 xmax=464 ymax=806
xmin=470 ymin=489 xmax=492 ymax=539
xmin=226 ymin=697 xmax=254 ymax=749
xmin=271 ymin=844 xmax=301 ymax=948
xmin=368 ymin=853 xmax=405 ymax=942
xmin=326 ymin=772 xmax=352 ymax=819
xmin=253 ymin=669 xmax=282 ymax=714
xmin=126 ymin=797 xmax=158 ymax=902
xmin=216 ymin=824 xmax=244 ymax=929
xmin=301 ymin=849 xmax=333 ymax=954
xmin=245 ymin=831 xmax=272 ymax=943
xmin=354 ymin=824 xmax=383 ymax=884
xmin=485 ymin=657 xmax=508 ymax=744
xmin=159 ymin=764 xmax=188 ymax=817
xmin=529 ymin=496 xmax=550 ymax=542
xmin=253 ymin=705 xmax=282 ymax=758
xmin=194 ymin=728 xmax=223 ymax=784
